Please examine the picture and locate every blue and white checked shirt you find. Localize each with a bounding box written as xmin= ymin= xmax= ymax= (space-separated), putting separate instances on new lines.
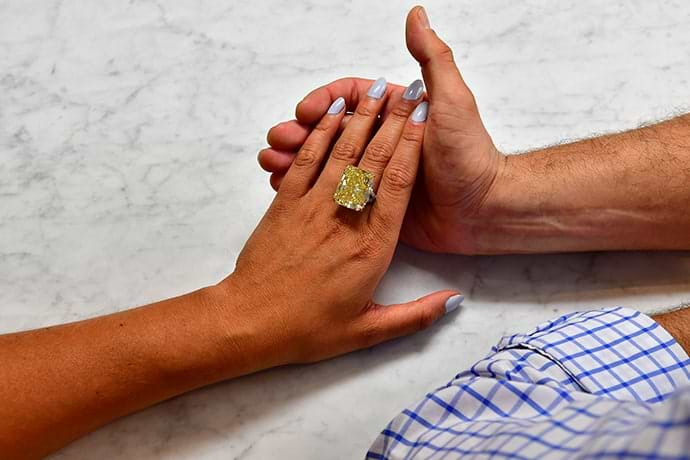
xmin=367 ymin=307 xmax=690 ymax=459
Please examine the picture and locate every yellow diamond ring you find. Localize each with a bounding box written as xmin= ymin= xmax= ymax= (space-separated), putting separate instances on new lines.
xmin=333 ymin=165 xmax=376 ymax=211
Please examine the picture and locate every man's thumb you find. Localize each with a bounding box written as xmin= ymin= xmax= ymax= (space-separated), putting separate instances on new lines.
xmin=405 ymin=6 xmax=470 ymax=102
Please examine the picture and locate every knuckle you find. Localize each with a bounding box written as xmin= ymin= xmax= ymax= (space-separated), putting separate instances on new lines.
xmin=389 ymin=104 xmax=413 ymax=120
xmin=335 ymin=76 xmax=356 ymax=86
xmin=364 ymin=140 xmax=395 ymax=166
xmin=331 ymin=140 xmax=360 ymax=162
xmin=312 ymin=120 xmax=330 ymax=133
xmin=350 ymin=236 xmax=379 ymax=261
xmin=416 ymin=307 xmax=437 ymax=331
xmin=367 ymin=218 xmax=394 ymax=245
xmin=400 ymin=128 xmax=424 ymax=145
xmin=384 ymin=164 xmax=416 ymax=192
xmin=326 ymin=219 xmax=347 ymax=238
xmin=269 ymin=195 xmax=293 ymax=216
xmin=355 ymin=104 xmax=375 ymax=118
xmin=436 ymin=43 xmax=455 ymax=63
xmin=294 ymin=146 xmax=319 ymax=168
xmin=362 ymin=231 xmax=385 ymax=256
xmin=323 ymin=216 xmax=355 ymax=242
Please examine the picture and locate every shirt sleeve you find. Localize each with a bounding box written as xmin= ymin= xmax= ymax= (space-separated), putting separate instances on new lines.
xmin=367 ymin=307 xmax=690 ymax=459
xmin=482 ymin=307 xmax=690 ymax=402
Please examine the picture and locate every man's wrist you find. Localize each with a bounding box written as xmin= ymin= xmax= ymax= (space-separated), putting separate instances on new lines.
xmin=467 ymin=147 xmax=628 ymax=254
xmin=652 ymin=307 xmax=690 ymax=356
xmin=468 ymin=119 xmax=690 ymax=254
xmin=460 ymin=152 xmax=545 ymax=254
xmin=471 ymin=152 xmax=549 ymax=253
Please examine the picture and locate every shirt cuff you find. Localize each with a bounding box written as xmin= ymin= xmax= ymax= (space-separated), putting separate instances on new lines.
xmin=495 ymin=307 xmax=690 ymax=403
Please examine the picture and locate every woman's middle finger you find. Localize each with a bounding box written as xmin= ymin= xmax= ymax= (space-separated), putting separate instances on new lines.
xmin=357 ymin=79 xmax=425 ymax=189
xmin=311 ymin=77 xmax=389 ymax=194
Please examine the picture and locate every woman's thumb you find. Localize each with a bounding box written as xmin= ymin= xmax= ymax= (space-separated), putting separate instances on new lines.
xmin=357 ymin=291 xmax=464 ymax=348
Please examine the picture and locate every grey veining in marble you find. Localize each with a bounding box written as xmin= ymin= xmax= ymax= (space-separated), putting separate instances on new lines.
xmin=2 ymin=1 xmax=690 ymax=458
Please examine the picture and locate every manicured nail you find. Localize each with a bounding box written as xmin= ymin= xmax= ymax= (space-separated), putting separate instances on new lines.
xmin=411 ymin=101 xmax=428 ymax=123
xmin=402 ymin=79 xmax=424 ymax=101
xmin=444 ymin=294 xmax=464 ymax=314
xmin=367 ymin=77 xmax=387 ymax=99
xmin=327 ymin=97 xmax=346 ymax=115
xmin=417 ymin=6 xmax=431 ymax=29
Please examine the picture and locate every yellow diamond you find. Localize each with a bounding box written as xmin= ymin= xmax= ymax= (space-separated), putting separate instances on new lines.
xmin=333 ymin=165 xmax=375 ymax=211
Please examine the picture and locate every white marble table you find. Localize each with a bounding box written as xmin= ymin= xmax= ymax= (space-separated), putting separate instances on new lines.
xmin=2 ymin=1 xmax=690 ymax=458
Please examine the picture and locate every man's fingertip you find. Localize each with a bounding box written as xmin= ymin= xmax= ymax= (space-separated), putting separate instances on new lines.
xmin=295 ymin=98 xmax=306 ymax=118
xmin=269 ymin=173 xmax=283 ymax=191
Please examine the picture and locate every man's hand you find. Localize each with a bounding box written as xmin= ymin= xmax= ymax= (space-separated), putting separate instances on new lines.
xmin=261 ymin=6 xmax=690 ymax=254
xmin=259 ymin=6 xmax=504 ymax=254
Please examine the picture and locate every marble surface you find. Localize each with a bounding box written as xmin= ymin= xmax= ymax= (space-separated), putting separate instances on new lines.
xmin=2 ymin=0 xmax=690 ymax=458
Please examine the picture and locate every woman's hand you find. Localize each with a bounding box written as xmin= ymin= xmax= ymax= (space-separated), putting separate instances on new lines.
xmin=220 ymin=78 xmax=462 ymax=367
xmin=0 ymin=82 xmax=461 ymax=459
xmin=258 ymin=6 xmax=505 ymax=255
xmin=0 ymin=81 xmax=462 ymax=458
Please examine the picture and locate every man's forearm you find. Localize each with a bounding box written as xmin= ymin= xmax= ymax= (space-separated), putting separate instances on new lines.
xmin=473 ymin=115 xmax=690 ymax=253
xmin=653 ymin=306 xmax=690 ymax=355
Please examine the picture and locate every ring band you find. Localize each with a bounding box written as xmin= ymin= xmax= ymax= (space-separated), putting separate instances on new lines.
xmin=333 ymin=165 xmax=376 ymax=211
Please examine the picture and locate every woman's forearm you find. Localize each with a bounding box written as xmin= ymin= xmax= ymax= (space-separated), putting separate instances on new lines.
xmin=474 ymin=114 xmax=690 ymax=253
xmin=0 ymin=283 xmax=274 ymax=459
xmin=0 ymin=86 xmax=451 ymax=459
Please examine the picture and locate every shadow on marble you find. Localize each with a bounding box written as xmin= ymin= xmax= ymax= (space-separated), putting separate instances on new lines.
xmin=395 ymin=246 xmax=690 ymax=306
xmin=50 ymin=248 xmax=690 ymax=459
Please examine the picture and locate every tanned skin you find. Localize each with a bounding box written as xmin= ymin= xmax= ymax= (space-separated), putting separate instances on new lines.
xmin=3 ymin=6 xmax=690 ymax=459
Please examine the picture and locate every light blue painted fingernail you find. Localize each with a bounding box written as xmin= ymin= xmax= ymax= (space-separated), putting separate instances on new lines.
xmin=411 ymin=101 xmax=429 ymax=123
xmin=444 ymin=294 xmax=464 ymax=314
xmin=402 ymin=79 xmax=424 ymax=100
xmin=367 ymin=77 xmax=387 ymax=99
xmin=327 ymin=97 xmax=346 ymax=115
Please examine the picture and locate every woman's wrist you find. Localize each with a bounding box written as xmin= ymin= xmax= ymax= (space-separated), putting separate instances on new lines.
xmin=205 ymin=276 xmax=297 ymax=376
xmin=123 ymin=282 xmax=286 ymax=390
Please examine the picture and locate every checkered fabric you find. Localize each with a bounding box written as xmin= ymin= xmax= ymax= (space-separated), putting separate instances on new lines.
xmin=367 ymin=307 xmax=690 ymax=459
